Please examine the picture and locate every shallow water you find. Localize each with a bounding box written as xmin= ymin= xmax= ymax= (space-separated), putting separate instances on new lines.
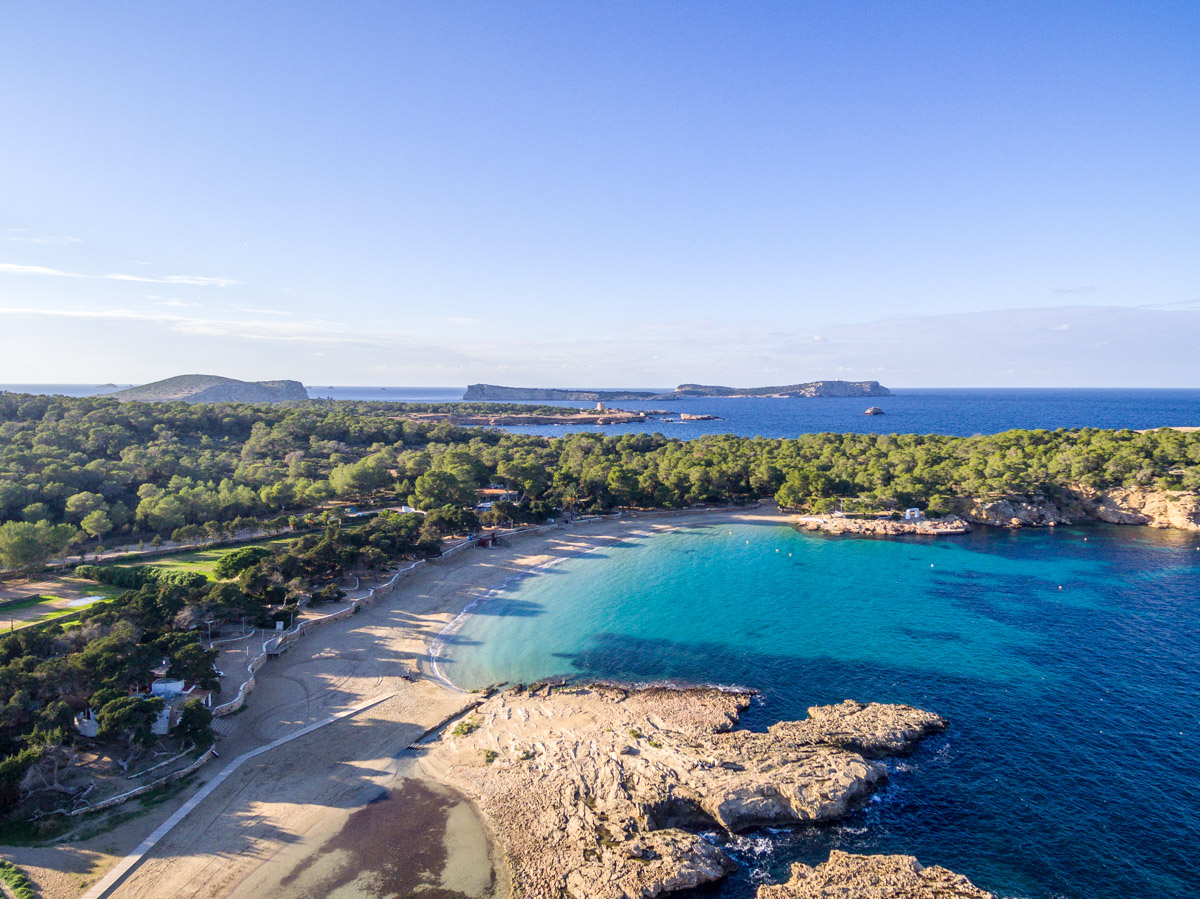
xmin=440 ymin=522 xmax=1200 ymax=899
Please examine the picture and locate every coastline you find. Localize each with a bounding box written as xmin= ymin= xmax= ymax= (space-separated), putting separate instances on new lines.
xmin=12 ymin=506 xmax=787 ymax=899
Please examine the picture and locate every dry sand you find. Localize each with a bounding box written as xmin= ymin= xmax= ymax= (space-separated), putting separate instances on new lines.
xmin=5 ymin=507 xmax=788 ymax=899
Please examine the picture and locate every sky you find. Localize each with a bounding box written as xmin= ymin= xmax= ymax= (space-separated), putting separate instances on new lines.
xmin=1 ymin=1 xmax=1198 ymax=388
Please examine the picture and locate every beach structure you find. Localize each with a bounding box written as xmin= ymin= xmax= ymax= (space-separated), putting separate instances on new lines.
xmin=904 ymin=508 xmax=923 ymax=520
xmin=74 ymin=680 xmax=212 ymax=737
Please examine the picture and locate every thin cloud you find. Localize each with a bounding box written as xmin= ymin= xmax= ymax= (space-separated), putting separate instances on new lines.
xmin=1053 ymin=285 xmax=1097 ymax=295
xmin=2 ymin=233 xmax=81 ymax=245
xmin=231 ymin=306 xmax=295 ymax=316
xmin=0 ymin=262 xmax=240 ymax=287
xmin=0 ymin=305 xmax=385 ymax=346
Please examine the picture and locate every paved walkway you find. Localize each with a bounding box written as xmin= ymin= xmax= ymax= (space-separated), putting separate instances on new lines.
xmin=78 ymin=693 xmax=394 ymax=899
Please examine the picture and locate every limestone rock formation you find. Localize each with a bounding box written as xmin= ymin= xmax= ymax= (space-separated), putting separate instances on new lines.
xmin=758 ymin=851 xmax=997 ymax=899
xmin=1081 ymin=486 xmax=1200 ymax=530
xmin=424 ymin=686 xmax=945 ymax=899
xmin=797 ymin=515 xmax=970 ymax=536
xmin=953 ymin=488 xmax=1200 ymax=531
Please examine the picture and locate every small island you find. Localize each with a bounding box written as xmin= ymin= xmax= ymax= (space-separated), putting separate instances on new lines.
xmin=110 ymin=374 xmax=310 ymax=403
xmin=464 ymin=380 xmax=891 ymax=402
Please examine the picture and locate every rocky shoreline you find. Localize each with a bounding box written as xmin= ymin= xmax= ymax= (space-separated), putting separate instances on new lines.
xmin=421 ymin=684 xmax=956 ymax=898
xmin=760 ymin=851 xmax=998 ymax=898
xmin=795 ymin=486 xmax=1200 ymax=535
xmin=796 ymin=515 xmax=971 ymax=536
xmin=952 ymin=486 xmax=1200 ymax=531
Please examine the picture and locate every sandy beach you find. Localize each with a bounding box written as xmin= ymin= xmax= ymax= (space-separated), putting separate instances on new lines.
xmin=7 ymin=506 xmax=789 ymax=899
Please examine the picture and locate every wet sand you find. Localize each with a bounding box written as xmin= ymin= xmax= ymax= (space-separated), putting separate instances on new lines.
xmin=6 ymin=507 xmax=788 ymax=899
xmin=228 ymin=759 xmax=502 ymax=899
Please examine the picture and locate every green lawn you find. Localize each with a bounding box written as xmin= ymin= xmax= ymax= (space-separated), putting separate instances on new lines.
xmin=114 ymin=535 xmax=298 ymax=581
xmin=0 ymin=583 xmax=122 ymax=631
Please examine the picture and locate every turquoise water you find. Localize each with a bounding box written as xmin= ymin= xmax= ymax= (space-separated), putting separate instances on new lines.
xmin=439 ymin=522 xmax=1200 ymax=899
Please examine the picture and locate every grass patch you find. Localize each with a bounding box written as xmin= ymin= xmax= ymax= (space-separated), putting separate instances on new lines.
xmin=452 ymin=715 xmax=479 ymax=737
xmin=113 ymin=536 xmax=297 ymax=581
xmin=0 ymin=859 xmax=36 ymax=899
xmin=0 ymin=595 xmax=54 ymax=613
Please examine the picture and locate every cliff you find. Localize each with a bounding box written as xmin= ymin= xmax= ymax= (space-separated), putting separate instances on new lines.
xmin=464 ymin=380 xmax=891 ymax=401
xmin=953 ymin=487 xmax=1200 ymax=531
xmin=424 ymin=685 xmax=945 ymax=899
xmin=110 ymin=375 xmax=309 ymax=404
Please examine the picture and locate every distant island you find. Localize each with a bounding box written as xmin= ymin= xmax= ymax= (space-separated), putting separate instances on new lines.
xmin=110 ymin=374 xmax=310 ymax=404
xmin=464 ymin=380 xmax=891 ymax=401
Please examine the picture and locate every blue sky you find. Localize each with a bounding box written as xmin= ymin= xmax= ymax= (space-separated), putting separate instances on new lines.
xmin=2 ymin=2 xmax=1198 ymax=387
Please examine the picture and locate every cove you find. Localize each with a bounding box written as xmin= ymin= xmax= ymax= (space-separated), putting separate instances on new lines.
xmin=438 ymin=521 xmax=1200 ymax=899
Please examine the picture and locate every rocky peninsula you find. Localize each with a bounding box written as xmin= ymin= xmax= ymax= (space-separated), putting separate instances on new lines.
xmin=759 ymin=851 xmax=998 ymax=898
xmin=422 ymin=684 xmax=946 ymax=898
xmin=796 ymin=515 xmax=971 ymax=536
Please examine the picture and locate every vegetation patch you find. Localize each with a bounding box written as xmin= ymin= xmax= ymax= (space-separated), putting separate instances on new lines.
xmin=452 ymin=715 xmax=480 ymax=737
xmin=0 ymin=859 xmax=37 ymax=898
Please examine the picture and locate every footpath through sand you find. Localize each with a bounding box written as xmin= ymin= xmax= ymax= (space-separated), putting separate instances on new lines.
xmin=8 ymin=508 xmax=783 ymax=899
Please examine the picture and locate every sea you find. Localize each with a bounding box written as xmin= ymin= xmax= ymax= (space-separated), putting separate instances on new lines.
xmin=4 ymin=385 xmax=1199 ymax=437
xmin=436 ymin=521 xmax=1200 ymax=899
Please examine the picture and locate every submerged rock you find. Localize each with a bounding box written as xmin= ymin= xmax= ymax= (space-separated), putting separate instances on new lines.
xmin=758 ymin=850 xmax=997 ymax=898
xmin=423 ymin=686 xmax=945 ymax=899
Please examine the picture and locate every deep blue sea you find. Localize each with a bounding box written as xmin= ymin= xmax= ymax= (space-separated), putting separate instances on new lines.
xmin=437 ymin=522 xmax=1200 ymax=899
xmin=6 ymin=385 xmax=1198 ymax=438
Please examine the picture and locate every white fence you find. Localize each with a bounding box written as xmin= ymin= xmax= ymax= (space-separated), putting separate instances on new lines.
xmin=65 ymin=748 xmax=218 ymax=817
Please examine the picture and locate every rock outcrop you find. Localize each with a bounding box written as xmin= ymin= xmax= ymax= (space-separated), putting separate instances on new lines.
xmin=423 ymin=686 xmax=945 ymax=899
xmin=953 ymin=488 xmax=1200 ymax=531
xmin=797 ymin=515 xmax=970 ymax=537
xmin=1079 ymin=486 xmax=1200 ymax=530
xmin=758 ymin=851 xmax=997 ymax=899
